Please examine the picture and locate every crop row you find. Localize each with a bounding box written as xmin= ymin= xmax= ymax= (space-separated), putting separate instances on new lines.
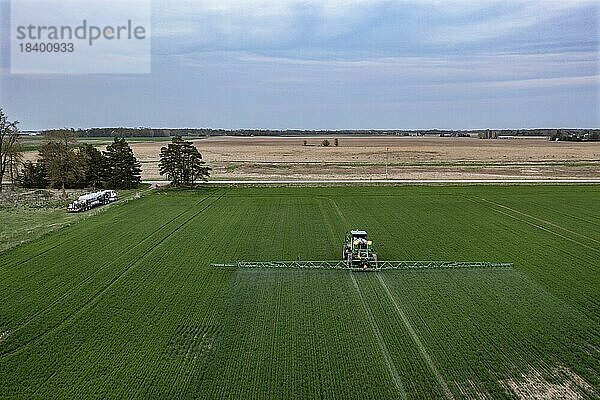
xmin=0 ymin=185 xmax=598 ymax=398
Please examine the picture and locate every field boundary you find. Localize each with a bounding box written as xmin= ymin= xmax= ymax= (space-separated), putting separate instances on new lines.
xmin=0 ymin=185 xmax=155 ymax=257
xmin=144 ymin=179 xmax=600 ymax=185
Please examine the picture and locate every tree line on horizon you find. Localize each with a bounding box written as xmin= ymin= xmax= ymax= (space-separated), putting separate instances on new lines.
xmin=38 ymin=126 xmax=600 ymax=139
xmin=0 ymin=109 xmax=211 ymax=195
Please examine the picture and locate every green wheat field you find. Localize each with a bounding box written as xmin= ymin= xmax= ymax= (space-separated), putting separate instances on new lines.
xmin=0 ymin=185 xmax=598 ymax=399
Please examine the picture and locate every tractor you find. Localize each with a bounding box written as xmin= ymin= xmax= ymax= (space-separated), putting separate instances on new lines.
xmin=213 ymin=229 xmax=513 ymax=271
xmin=342 ymin=230 xmax=378 ymax=269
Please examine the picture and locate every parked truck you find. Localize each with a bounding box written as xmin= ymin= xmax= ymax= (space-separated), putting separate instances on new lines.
xmin=67 ymin=190 xmax=118 ymax=212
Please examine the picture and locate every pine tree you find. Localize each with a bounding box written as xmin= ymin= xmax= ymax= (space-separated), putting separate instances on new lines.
xmin=19 ymin=161 xmax=48 ymax=188
xmin=104 ymin=137 xmax=141 ymax=189
xmin=78 ymin=143 xmax=106 ymax=189
xmin=159 ymin=136 xmax=210 ymax=186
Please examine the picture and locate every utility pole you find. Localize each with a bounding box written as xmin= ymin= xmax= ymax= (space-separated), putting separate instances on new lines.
xmin=385 ymin=147 xmax=389 ymax=179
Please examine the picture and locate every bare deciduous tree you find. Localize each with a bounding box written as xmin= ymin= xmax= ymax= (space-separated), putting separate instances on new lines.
xmin=0 ymin=108 xmax=22 ymax=192
xmin=39 ymin=129 xmax=81 ymax=197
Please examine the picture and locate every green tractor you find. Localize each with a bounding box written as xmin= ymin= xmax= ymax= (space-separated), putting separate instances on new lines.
xmin=342 ymin=230 xmax=378 ymax=269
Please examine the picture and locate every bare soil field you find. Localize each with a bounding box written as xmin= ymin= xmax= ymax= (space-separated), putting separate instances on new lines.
xmin=24 ymin=136 xmax=600 ymax=180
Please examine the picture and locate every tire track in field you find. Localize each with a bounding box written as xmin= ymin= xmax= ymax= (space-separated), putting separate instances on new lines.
xmin=376 ymin=273 xmax=455 ymax=400
xmin=325 ymin=197 xmax=406 ymax=398
xmin=477 ymin=197 xmax=600 ymax=246
xmin=0 ymin=240 xmax=64 ymax=268
xmin=329 ymin=196 xmax=452 ymax=399
xmin=5 ymin=191 xmax=218 ymax=338
xmin=350 ymin=273 xmax=407 ymax=399
xmin=1 ymin=190 xmax=228 ymax=359
xmin=328 ymin=198 xmax=350 ymax=226
xmin=466 ymin=197 xmax=599 ymax=254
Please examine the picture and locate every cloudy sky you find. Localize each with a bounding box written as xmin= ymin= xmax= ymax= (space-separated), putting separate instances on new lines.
xmin=1 ymin=0 xmax=599 ymax=130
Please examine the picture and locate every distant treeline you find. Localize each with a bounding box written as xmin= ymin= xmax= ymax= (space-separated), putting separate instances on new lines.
xmin=38 ymin=127 xmax=600 ymax=140
xmin=549 ymin=129 xmax=599 ymax=142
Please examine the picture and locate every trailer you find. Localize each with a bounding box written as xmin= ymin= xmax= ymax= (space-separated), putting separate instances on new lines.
xmin=67 ymin=190 xmax=118 ymax=212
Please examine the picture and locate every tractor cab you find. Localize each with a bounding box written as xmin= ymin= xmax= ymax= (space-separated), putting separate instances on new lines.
xmin=343 ymin=230 xmax=378 ymax=269
xmin=352 ymin=231 xmax=368 ymax=248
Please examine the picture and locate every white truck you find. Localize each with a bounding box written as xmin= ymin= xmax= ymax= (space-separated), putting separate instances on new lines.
xmin=67 ymin=190 xmax=118 ymax=212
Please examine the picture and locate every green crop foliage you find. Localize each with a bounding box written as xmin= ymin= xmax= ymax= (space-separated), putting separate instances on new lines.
xmin=0 ymin=185 xmax=598 ymax=399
